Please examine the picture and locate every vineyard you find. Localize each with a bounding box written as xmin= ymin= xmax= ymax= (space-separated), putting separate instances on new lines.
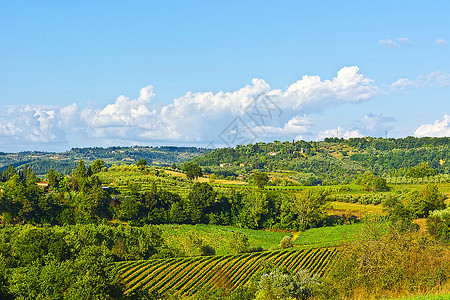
xmin=117 ymin=247 xmax=339 ymax=297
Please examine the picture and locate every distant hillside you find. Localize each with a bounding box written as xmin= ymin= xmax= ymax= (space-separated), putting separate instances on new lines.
xmin=0 ymin=146 xmax=210 ymax=175
xmin=191 ymin=137 xmax=450 ymax=184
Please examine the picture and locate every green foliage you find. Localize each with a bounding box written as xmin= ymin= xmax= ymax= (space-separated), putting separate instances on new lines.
xmin=251 ymin=172 xmax=269 ymax=189
xmin=402 ymin=184 xmax=447 ymax=218
xmin=46 ymin=168 xmax=64 ymax=189
xmin=179 ymin=231 xmax=216 ymax=256
xmin=256 ymin=268 xmax=320 ymax=300
xmin=183 ymin=162 xmax=203 ymax=180
xmin=405 ymin=162 xmax=437 ymax=178
xmin=427 ymin=207 xmax=450 ymax=244
xmin=356 ymin=171 xmax=389 ymax=192
xmin=327 ymin=227 xmax=450 ymax=299
xmin=88 ymin=159 xmax=105 ymax=175
xmin=279 ymin=236 xmax=293 ymax=249
xmin=136 ymin=158 xmax=147 ymax=167
xmin=228 ymin=231 xmax=250 ymax=254
xmin=293 ymin=190 xmax=329 ymax=230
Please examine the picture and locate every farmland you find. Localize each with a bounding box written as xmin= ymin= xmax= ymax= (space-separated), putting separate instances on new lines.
xmin=0 ymin=137 xmax=450 ymax=299
xmin=118 ymin=247 xmax=339 ymax=297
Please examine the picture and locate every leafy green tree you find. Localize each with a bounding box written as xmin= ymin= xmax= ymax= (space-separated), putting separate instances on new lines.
xmin=356 ymin=171 xmax=388 ymax=192
xmin=87 ymin=159 xmax=105 ymax=175
xmin=251 ymin=172 xmax=269 ymax=189
xmin=18 ymin=164 xmax=36 ymax=184
xmin=188 ymin=183 xmax=217 ymax=223
xmin=279 ymin=236 xmax=293 ymax=249
xmin=183 ymin=162 xmax=203 ymax=180
xmin=137 ymin=158 xmax=147 ymax=168
xmin=293 ymin=190 xmax=329 ymax=230
xmin=239 ymin=191 xmax=270 ymax=229
xmin=46 ymin=168 xmax=64 ymax=189
xmin=405 ymin=162 xmax=436 ymax=178
xmin=403 ymin=184 xmax=446 ymax=218
xmin=74 ymin=160 xmax=87 ymax=179
xmin=179 ymin=231 xmax=215 ymax=256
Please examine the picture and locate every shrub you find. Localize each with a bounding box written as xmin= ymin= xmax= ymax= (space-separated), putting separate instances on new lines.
xmin=279 ymin=236 xmax=293 ymax=249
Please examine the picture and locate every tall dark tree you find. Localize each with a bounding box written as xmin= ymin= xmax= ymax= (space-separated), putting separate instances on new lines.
xmin=250 ymin=172 xmax=269 ymax=189
xmin=188 ymin=183 xmax=216 ymax=223
xmin=183 ymin=162 xmax=202 ymax=180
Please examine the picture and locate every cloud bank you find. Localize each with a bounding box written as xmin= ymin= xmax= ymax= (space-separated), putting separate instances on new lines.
xmin=0 ymin=66 xmax=384 ymax=151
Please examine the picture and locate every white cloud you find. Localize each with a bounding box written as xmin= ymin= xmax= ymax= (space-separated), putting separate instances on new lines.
xmin=398 ymin=37 xmax=412 ymax=44
xmin=415 ymin=115 xmax=450 ymax=137
xmin=390 ymin=71 xmax=450 ymax=91
xmin=357 ymin=113 xmax=395 ymax=131
xmin=435 ymin=38 xmax=447 ymax=46
xmin=0 ymin=66 xmax=379 ymax=150
xmin=379 ymin=39 xmax=398 ymax=48
xmin=316 ymin=126 xmax=363 ymax=140
xmin=390 ymin=78 xmax=414 ymax=90
xmin=379 ymin=37 xmax=412 ymax=48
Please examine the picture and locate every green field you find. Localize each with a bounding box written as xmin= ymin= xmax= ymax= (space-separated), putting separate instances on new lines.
xmin=157 ymin=224 xmax=290 ymax=255
xmin=293 ymin=222 xmax=385 ymax=248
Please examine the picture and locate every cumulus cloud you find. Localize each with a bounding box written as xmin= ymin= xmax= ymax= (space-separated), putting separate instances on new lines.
xmin=415 ymin=115 xmax=450 ymax=137
xmin=315 ymin=113 xmax=395 ymax=141
xmin=435 ymin=38 xmax=447 ymax=46
xmin=390 ymin=71 xmax=450 ymax=91
xmin=0 ymin=66 xmax=380 ymax=150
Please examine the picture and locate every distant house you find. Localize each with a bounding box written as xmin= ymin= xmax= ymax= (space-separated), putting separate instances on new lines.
xmin=36 ymin=181 xmax=50 ymax=193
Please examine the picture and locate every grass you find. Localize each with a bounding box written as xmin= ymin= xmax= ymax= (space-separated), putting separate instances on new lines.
xmin=156 ymin=222 xmax=383 ymax=255
xmin=385 ymin=293 xmax=450 ymax=300
xmin=156 ymin=224 xmax=289 ymax=255
xmin=328 ymin=201 xmax=387 ymax=218
xmin=293 ymin=221 xmax=388 ymax=249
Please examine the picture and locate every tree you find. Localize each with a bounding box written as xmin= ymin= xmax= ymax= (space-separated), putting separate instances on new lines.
xmin=403 ymin=184 xmax=446 ymax=218
xmin=46 ymin=168 xmax=64 ymax=189
xmin=87 ymin=159 xmax=105 ymax=175
xmin=356 ymin=171 xmax=388 ymax=192
xmin=136 ymin=158 xmax=147 ymax=171
xmin=293 ymin=190 xmax=329 ymax=230
xmin=183 ymin=162 xmax=202 ymax=180
xmin=405 ymin=162 xmax=436 ymax=178
xmin=188 ymin=183 xmax=216 ymax=223
xmin=250 ymin=172 xmax=269 ymax=189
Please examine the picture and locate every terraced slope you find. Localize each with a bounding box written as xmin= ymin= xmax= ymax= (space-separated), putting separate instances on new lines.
xmin=118 ymin=247 xmax=339 ymax=297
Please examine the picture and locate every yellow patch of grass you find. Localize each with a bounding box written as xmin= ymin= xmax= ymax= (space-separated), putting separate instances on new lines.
xmin=328 ymin=201 xmax=387 ymax=218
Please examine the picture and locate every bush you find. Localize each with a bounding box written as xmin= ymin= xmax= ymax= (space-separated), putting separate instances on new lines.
xmin=256 ymin=268 xmax=320 ymax=300
xmin=279 ymin=236 xmax=293 ymax=249
xmin=327 ymin=226 xmax=450 ymax=299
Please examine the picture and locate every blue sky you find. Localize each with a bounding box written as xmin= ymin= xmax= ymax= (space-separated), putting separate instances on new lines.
xmin=1 ymin=1 xmax=449 ymax=152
